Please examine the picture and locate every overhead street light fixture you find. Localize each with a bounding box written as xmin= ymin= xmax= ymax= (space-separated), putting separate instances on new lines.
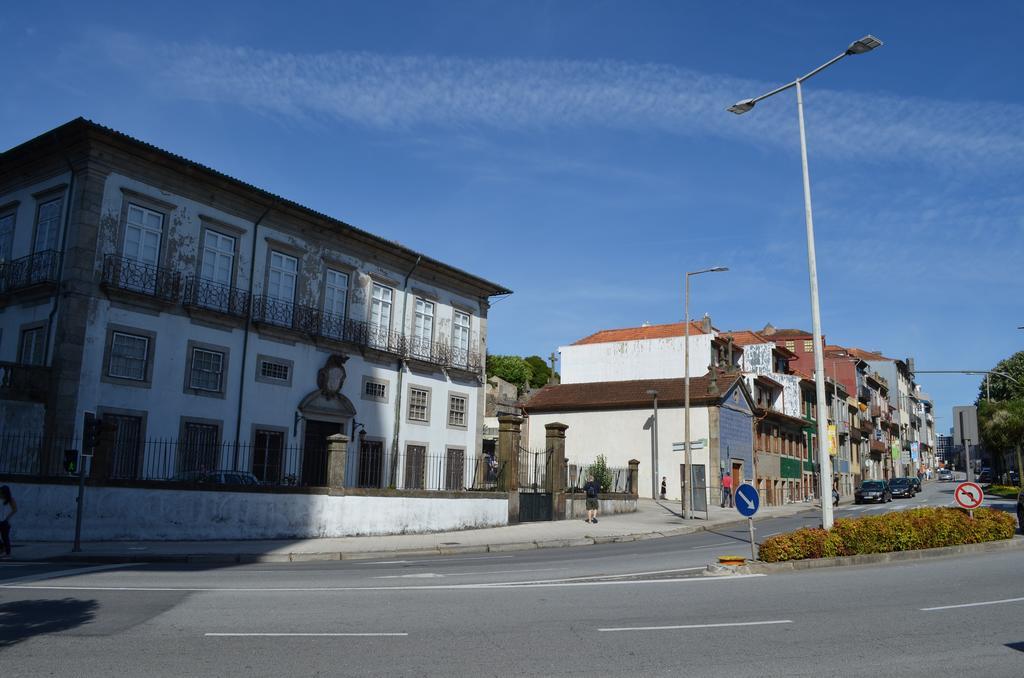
xmin=727 ymin=99 xmax=756 ymax=115
xmin=846 ymin=35 xmax=883 ymax=55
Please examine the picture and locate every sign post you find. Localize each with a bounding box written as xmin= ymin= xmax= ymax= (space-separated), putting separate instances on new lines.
xmin=954 ymin=481 xmax=983 ymax=519
xmin=735 ymin=483 xmax=760 ymax=561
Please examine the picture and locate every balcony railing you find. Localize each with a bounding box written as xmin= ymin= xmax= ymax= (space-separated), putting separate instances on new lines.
xmin=447 ymin=345 xmax=483 ymax=373
xmin=857 ymin=386 xmax=871 ymax=403
xmin=0 ymin=250 xmax=61 ymax=295
xmin=182 ymin=277 xmax=250 ymax=319
xmin=102 ymin=254 xmax=181 ymax=302
xmin=0 ymin=362 xmax=51 ymax=402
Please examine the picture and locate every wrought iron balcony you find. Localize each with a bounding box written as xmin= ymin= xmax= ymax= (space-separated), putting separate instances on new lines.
xmin=407 ymin=335 xmax=448 ymax=366
xmin=857 ymin=386 xmax=871 ymax=402
xmin=0 ymin=250 xmax=61 ymax=295
xmin=0 ymin=361 xmax=51 ymax=402
xmin=102 ymin=254 xmax=181 ymax=302
xmin=251 ymin=295 xmax=320 ymax=335
xmin=182 ymin=277 xmax=251 ymax=319
xmin=447 ymin=346 xmax=482 ymax=373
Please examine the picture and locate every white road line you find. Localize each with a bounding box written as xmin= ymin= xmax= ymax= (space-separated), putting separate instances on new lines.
xmin=599 ymin=619 xmax=792 ymax=632
xmin=374 ymin=567 xmax=555 ymax=579
xmin=0 ymin=563 xmax=137 ymax=585
xmin=206 ymin=632 xmax=408 ymax=637
xmin=1 ymin=573 xmax=764 ymax=593
xmin=366 ymin=555 xmax=514 ymax=565
xmin=921 ymin=596 xmax=1024 ymax=611
xmin=690 ymin=542 xmax=736 ymax=550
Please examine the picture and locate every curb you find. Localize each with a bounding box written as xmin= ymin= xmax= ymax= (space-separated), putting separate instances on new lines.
xmin=711 ymin=536 xmax=1024 ymax=575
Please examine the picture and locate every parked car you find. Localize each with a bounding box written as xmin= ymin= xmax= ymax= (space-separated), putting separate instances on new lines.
xmin=173 ymin=470 xmax=261 ymax=486
xmin=855 ymin=480 xmax=892 ymax=504
xmin=937 ymin=468 xmax=953 ymax=482
xmin=977 ymin=468 xmax=993 ymax=483
xmin=908 ymin=476 xmax=922 ymax=493
xmin=890 ymin=478 xmax=916 ymax=498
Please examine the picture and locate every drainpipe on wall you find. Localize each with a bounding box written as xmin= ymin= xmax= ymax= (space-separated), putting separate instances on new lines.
xmin=232 ymin=203 xmax=274 ymax=467
xmin=389 ymin=255 xmax=422 ymax=484
xmin=44 ymin=131 xmax=76 ymax=369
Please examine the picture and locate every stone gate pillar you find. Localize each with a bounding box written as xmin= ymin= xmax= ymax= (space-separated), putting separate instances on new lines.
xmin=628 ymin=459 xmax=640 ymax=497
xmin=497 ymin=415 xmax=523 ymax=524
xmin=545 ymin=422 xmax=568 ymax=520
xmin=327 ymin=433 xmax=349 ymax=488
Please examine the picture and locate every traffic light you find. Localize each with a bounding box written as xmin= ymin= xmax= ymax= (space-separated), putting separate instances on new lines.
xmin=63 ymin=448 xmax=78 ymax=474
xmin=83 ymin=411 xmax=99 ymax=454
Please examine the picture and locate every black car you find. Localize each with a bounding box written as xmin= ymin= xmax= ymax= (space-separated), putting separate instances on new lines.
xmin=889 ymin=478 xmax=915 ymax=498
xmin=855 ymin=480 xmax=892 ymax=504
xmin=909 ymin=476 xmax=922 ymax=493
xmin=977 ymin=468 xmax=993 ymax=483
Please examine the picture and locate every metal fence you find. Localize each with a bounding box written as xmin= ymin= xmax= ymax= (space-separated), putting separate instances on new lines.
xmin=566 ymin=463 xmax=634 ymax=494
xmin=0 ymin=433 xmax=498 ymax=492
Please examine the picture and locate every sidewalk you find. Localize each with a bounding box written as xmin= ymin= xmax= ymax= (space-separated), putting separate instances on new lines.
xmin=10 ymin=498 xmax=825 ymax=564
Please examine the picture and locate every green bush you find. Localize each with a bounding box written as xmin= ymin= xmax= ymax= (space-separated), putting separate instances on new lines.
xmin=758 ymin=507 xmax=1016 ymax=563
xmin=986 ymin=484 xmax=1020 ymax=498
xmin=587 ymin=454 xmax=615 ymax=493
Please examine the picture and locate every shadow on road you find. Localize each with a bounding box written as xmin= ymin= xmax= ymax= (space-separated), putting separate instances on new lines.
xmin=1005 ymin=642 xmax=1024 ymax=654
xmin=0 ymin=598 xmax=98 ymax=648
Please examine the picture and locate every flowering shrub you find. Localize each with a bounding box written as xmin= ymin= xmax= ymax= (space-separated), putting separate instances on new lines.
xmin=758 ymin=507 xmax=1016 ymax=563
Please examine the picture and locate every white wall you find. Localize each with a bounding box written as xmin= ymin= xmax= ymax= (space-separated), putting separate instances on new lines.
xmin=7 ymin=482 xmax=508 ymax=541
xmin=559 ymin=335 xmax=714 ymax=384
xmin=526 ymin=405 xmax=711 ymax=501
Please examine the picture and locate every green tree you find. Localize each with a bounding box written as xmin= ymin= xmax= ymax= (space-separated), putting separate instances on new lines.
xmin=486 ymin=355 xmax=533 ymax=393
xmin=587 ymin=454 xmax=615 ymax=493
xmin=524 ymin=355 xmax=551 ymax=389
xmin=976 ymin=351 xmax=1024 ymax=404
xmin=978 ymin=398 xmax=1024 ymax=486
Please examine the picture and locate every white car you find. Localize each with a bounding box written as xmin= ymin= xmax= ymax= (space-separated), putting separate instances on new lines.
xmin=937 ymin=469 xmax=953 ymax=482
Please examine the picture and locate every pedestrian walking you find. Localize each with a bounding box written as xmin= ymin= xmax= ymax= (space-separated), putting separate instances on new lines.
xmin=583 ymin=474 xmax=600 ymax=524
xmin=0 ymin=485 xmax=17 ymax=558
xmin=659 ymin=476 xmax=667 ymax=500
xmin=720 ymin=473 xmax=733 ymax=508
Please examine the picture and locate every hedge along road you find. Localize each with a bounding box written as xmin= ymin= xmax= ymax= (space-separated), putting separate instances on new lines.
xmin=2 ymin=484 xmax=1021 ymax=676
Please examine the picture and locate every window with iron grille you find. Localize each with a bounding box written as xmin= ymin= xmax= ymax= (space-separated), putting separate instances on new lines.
xmin=405 ymin=444 xmax=426 ymax=489
xmin=253 ymin=429 xmax=284 ymax=484
xmin=448 ymin=394 xmax=467 ymax=427
xmin=190 ymin=348 xmax=224 ymax=392
xmin=445 ymin=448 xmax=465 ymax=490
xmin=364 ymin=380 xmax=387 ymax=401
xmin=408 ymin=387 xmax=429 ymax=422
xmin=109 ymin=332 xmax=149 ymax=380
xmin=260 ymin=359 xmax=289 ymax=382
xmin=180 ymin=422 xmax=220 ymax=473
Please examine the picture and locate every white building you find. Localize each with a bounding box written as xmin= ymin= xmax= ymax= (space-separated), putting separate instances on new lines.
xmin=0 ymin=118 xmax=510 ymax=491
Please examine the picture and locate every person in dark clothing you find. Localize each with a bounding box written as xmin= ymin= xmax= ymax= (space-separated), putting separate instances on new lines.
xmin=660 ymin=476 xmax=667 ymax=500
xmin=583 ymin=474 xmax=600 ymax=524
xmin=0 ymin=485 xmax=17 ymax=557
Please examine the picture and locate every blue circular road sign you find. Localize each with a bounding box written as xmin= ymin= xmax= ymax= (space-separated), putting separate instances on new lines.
xmin=734 ymin=483 xmax=760 ymax=517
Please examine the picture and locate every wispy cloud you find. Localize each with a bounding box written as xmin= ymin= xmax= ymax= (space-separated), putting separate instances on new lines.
xmin=90 ymin=31 xmax=1024 ymax=170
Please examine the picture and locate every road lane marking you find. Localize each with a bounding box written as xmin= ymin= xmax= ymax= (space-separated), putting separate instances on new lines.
xmin=366 ymin=556 xmax=514 ymax=565
xmin=0 ymin=563 xmax=137 ymax=585
xmin=690 ymin=542 xmax=736 ymax=550
xmin=206 ymin=632 xmax=408 ymax=637
xmin=374 ymin=567 xmax=555 ymax=579
xmin=599 ymin=619 xmax=792 ymax=632
xmin=1 ymin=573 xmax=764 ymax=593
xmin=921 ymin=596 xmax=1024 ymax=611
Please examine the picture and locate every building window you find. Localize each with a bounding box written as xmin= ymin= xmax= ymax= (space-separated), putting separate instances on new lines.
xmin=370 ymin=282 xmax=393 ymax=332
xmin=122 ymin=203 xmax=163 ymax=266
xmin=0 ymin=212 xmax=14 ymax=263
xmin=189 ymin=347 xmax=225 ymax=392
xmin=19 ymin=325 xmax=46 ymax=366
xmin=34 ymin=197 xmax=63 ymax=253
xmin=448 ymin=394 xmax=467 ymax=428
xmin=445 ymin=448 xmax=465 ymax=490
xmin=414 ymin=298 xmax=434 ymax=342
xmin=252 ymin=429 xmax=284 ymax=484
xmin=109 ymin=332 xmax=149 ymax=380
xmin=452 ymin=310 xmax=471 ymax=364
xmin=324 ymin=269 xmax=348 ymax=318
xmin=268 ymin=251 xmax=297 ymax=302
xmin=179 ymin=421 xmax=221 ymax=474
xmin=102 ymin=412 xmax=144 ymax=480
xmin=364 ymin=379 xmax=387 ymax=402
xmin=408 ymin=387 xmax=430 ymax=422
xmin=404 ymin=444 xmax=426 ymax=490
xmin=200 ymin=230 xmax=235 ymax=286
xmin=260 ymin=360 xmax=289 ymax=382
xmin=785 ymin=340 xmax=795 ymax=352
xmin=803 ymin=339 xmax=813 ymax=353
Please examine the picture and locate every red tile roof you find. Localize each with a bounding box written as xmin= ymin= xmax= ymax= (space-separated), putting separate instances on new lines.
xmin=843 ymin=347 xmax=893 ymax=361
xmin=523 ymin=371 xmax=743 ymax=413
xmin=721 ymin=330 xmax=774 ymax=346
xmin=572 ymin=321 xmax=710 ymax=346
xmin=764 ymin=328 xmax=813 ymax=338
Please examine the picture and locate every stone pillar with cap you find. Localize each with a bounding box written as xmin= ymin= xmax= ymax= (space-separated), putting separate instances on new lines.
xmin=497 ymin=415 xmax=523 ymax=523
xmin=545 ymin=422 xmax=568 ymax=520
xmin=628 ymin=459 xmax=640 ymax=497
xmin=327 ymin=433 xmax=349 ymax=488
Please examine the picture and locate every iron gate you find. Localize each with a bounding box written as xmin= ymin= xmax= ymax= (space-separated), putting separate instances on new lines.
xmin=518 ymin=446 xmax=552 ymax=522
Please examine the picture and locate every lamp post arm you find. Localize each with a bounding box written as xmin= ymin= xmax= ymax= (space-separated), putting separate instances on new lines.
xmin=744 ymin=52 xmax=848 ymax=107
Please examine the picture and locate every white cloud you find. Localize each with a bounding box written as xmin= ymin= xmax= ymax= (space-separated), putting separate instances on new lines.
xmin=89 ymin=32 xmax=1024 ymax=170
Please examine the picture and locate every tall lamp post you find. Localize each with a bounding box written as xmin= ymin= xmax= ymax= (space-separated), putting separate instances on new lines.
xmin=728 ymin=35 xmax=883 ymax=530
xmin=684 ymin=266 xmax=728 ymax=520
xmin=646 ymin=389 xmax=659 ymax=499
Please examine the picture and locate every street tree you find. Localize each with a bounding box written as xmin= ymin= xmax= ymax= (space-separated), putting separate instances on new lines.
xmin=976 ymin=351 xmax=1024 ymax=403
xmin=978 ymin=398 xmax=1024 ymax=486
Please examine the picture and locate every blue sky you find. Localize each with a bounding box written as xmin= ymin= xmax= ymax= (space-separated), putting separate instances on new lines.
xmin=3 ymin=1 xmax=1022 ymax=427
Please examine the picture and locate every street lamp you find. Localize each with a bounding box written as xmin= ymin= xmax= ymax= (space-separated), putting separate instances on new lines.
xmin=646 ymin=389 xmax=659 ymax=499
xmin=727 ymin=35 xmax=882 ymax=530
xmin=684 ymin=266 xmax=729 ymax=520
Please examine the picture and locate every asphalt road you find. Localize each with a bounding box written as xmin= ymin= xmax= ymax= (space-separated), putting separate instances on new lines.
xmin=1 ymin=481 xmax=1020 ymax=677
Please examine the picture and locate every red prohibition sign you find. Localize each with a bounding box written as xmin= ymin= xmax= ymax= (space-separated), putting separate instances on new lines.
xmin=954 ymin=482 xmax=984 ymax=510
